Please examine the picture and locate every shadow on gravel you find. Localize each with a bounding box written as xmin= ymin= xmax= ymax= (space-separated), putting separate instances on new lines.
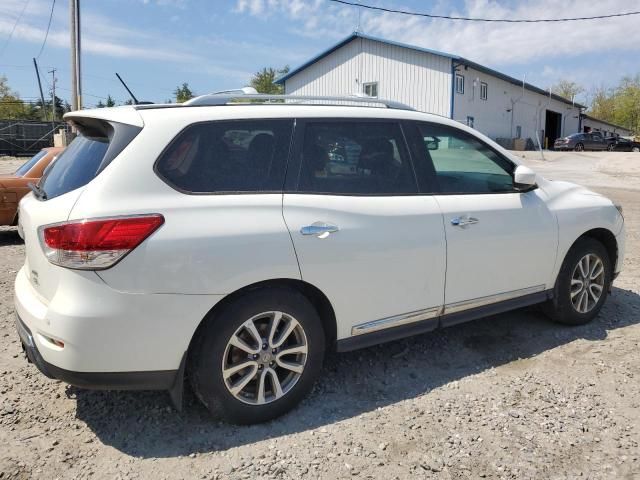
xmin=72 ymin=286 xmax=640 ymax=458
xmin=0 ymin=227 xmax=22 ymax=246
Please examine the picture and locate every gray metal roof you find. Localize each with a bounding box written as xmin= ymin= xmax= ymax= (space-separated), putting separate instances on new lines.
xmin=276 ymin=32 xmax=585 ymax=109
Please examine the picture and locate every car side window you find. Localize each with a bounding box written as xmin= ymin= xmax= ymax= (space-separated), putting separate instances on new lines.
xmin=296 ymin=121 xmax=417 ymax=195
xmin=413 ymin=122 xmax=515 ymax=194
xmin=155 ymin=119 xmax=293 ymax=193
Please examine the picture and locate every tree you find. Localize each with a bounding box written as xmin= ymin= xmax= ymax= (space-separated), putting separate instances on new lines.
xmin=106 ymin=95 xmax=116 ymax=107
xmin=0 ymin=75 xmax=34 ymax=119
xmin=96 ymin=100 xmax=105 ymax=108
xmin=588 ymin=75 xmax=640 ymax=136
xmin=551 ymin=80 xmax=584 ymax=102
xmin=249 ymin=66 xmax=290 ymax=94
xmin=174 ymin=83 xmax=194 ymax=103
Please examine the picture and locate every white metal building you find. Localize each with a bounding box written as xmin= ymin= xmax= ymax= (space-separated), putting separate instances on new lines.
xmin=276 ymin=32 xmax=585 ymax=148
xmin=581 ymin=115 xmax=631 ymax=138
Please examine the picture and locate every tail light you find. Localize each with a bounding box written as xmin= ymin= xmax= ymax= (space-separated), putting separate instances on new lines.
xmin=38 ymin=214 xmax=164 ymax=270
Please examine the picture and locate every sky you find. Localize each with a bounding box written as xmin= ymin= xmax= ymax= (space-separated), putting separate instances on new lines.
xmin=0 ymin=0 xmax=639 ymax=108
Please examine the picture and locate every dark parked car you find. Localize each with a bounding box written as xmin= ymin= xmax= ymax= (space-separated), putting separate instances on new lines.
xmin=607 ymin=137 xmax=640 ymax=152
xmin=554 ymin=132 xmax=608 ymax=151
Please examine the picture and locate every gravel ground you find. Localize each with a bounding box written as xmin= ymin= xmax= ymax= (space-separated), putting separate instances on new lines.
xmin=1 ymin=152 xmax=639 ymax=479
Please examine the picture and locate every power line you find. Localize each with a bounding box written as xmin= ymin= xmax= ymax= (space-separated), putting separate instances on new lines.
xmin=0 ymin=0 xmax=32 ymax=57
xmin=36 ymin=0 xmax=56 ymax=59
xmin=328 ymin=0 xmax=640 ymax=23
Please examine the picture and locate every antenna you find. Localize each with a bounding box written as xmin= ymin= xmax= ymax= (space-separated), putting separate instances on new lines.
xmin=115 ymin=72 xmax=139 ymax=105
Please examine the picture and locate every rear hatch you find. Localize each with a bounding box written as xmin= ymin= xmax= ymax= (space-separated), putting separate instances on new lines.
xmin=19 ymin=108 xmax=143 ymax=302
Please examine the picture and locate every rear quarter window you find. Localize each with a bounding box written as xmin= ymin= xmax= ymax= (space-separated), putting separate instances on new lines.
xmin=155 ymin=119 xmax=294 ymax=193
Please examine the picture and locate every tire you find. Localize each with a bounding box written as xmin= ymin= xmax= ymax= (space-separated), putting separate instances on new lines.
xmin=633 ymin=147 xmax=640 ymax=153
xmin=188 ymin=287 xmax=325 ymax=424
xmin=574 ymin=143 xmax=584 ymax=152
xmin=545 ymin=237 xmax=612 ymax=325
xmin=607 ymin=144 xmax=614 ymax=151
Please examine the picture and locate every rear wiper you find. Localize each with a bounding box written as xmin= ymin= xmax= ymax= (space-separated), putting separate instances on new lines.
xmin=28 ymin=182 xmax=47 ymax=201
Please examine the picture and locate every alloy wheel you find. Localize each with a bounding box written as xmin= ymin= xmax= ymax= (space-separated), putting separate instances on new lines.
xmin=570 ymin=253 xmax=605 ymax=313
xmin=221 ymin=311 xmax=308 ymax=405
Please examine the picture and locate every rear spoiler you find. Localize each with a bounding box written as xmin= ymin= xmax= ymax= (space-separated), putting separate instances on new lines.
xmin=63 ymin=106 xmax=144 ymax=128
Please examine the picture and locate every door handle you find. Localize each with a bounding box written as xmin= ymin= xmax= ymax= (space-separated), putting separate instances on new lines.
xmin=451 ymin=216 xmax=479 ymax=227
xmin=300 ymin=222 xmax=339 ymax=238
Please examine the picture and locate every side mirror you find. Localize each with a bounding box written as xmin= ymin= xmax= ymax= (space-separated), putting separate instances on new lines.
xmin=424 ymin=136 xmax=440 ymax=151
xmin=513 ymin=165 xmax=537 ymax=191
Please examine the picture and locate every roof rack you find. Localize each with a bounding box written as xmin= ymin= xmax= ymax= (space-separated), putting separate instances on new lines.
xmin=134 ymin=87 xmax=414 ymax=111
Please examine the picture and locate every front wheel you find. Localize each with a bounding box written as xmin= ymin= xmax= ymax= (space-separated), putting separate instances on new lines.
xmin=188 ymin=287 xmax=325 ymax=424
xmin=607 ymin=144 xmax=614 ymax=151
xmin=545 ymin=237 xmax=611 ymax=325
xmin=633 ymin=146 xmax=640 ymax=153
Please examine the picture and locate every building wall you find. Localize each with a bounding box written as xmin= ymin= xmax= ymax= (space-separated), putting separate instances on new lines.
xmin=284 ymin=37 xmax=452 ymax=117
xmin=452 ymin=66 xmax=581 ymax=144
xmin=284 ymin=37 xmax=584 ymax=146
xmin=582 ymin=117 xmax=631 ymax=137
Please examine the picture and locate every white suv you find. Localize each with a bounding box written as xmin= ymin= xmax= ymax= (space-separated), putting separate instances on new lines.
xmin=14 ymin=93 xmax=625 ymax=424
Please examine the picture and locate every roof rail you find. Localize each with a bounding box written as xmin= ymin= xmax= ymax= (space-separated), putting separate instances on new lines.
xmin=190 ymin=94 xmax=414 ymax=110
xmin=173 ymin=89 xmax=414 ymax=111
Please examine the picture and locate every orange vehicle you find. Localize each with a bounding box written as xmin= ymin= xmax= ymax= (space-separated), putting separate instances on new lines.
xmin=0 ymin=147 xmax=64 ymax=226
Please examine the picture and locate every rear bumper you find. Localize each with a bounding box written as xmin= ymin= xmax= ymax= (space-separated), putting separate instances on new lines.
xmin=13 ymin=265 xmax=224 ymax=375
xmin=15 ymin=312 xmax=175 ymax=390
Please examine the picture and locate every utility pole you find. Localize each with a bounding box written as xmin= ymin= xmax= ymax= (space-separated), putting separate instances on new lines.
xmin=32 ymin=58 xmax=47 ymax=121
xmin=70 ymin=0 xmax=82 ymax=111
xmin=49 ymin=68 xmax=57 ymax=125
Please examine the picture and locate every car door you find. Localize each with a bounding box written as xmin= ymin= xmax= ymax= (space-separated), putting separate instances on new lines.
xmin=282 ymin=119 xmax=447 ymax=344
xmin=592 ymin=133 xmax=607 ymax=150
xmin=407 ymin=121 xmax=557 ymax=326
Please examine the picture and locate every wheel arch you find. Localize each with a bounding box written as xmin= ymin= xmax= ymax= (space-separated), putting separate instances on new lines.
xmin=187 ymin=278 xmax=338 ymax=357
xmin=572 ymin=227 xmax=618 ymax=273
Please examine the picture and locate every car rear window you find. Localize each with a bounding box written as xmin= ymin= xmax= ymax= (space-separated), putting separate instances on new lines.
xmin=155 ymin=119 xmax=294 ymax=193
xmin=39 ymin=135 xmax=109 ymax=200
xmin=15 ymin=150 xmax=48 ymax=177
xmin=36 ymin=118 xmax=141 ymax=201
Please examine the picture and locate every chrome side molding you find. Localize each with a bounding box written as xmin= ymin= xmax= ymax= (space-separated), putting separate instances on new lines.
xmin=351 ymin=306 xmax=442 ymax=336
xmin=443 ymin=285 xmax=546 ymax=315
xmin=350 ymin=285 xmax=546 ymax=336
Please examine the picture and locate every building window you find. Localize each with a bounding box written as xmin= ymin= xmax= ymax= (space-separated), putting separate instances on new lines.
xmin=363 ymin=82 xmax=378 ymax=98
xmin=480 ymin=81 xmax=488 ymax=100
xmin=455 ymin=74 xmax=464 ymax=94
xmin=466 ymin=116 xmax=474 ymax=128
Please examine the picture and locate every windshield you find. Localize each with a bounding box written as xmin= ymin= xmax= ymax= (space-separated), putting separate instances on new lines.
xmin=14 ymin=150 xmax=48 ymax=177
xmin=39 ymin=135 xmax=109 ymax=200
xmin=567 ymin=134 xmax=582 ymax=139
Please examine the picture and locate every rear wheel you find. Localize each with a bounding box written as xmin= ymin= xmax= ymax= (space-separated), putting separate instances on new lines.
xmin=545 ymin=237 xmax=611 ymax=325
xmin=188 ymin=287 xmax=325 ymax=424
xmin=607 ymin=144 xmax=614 ymax=151
xmin=633 ymin=146 xmax=640 ymax=153
xmin=574 ymin=143 xmax=584 ymax=152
